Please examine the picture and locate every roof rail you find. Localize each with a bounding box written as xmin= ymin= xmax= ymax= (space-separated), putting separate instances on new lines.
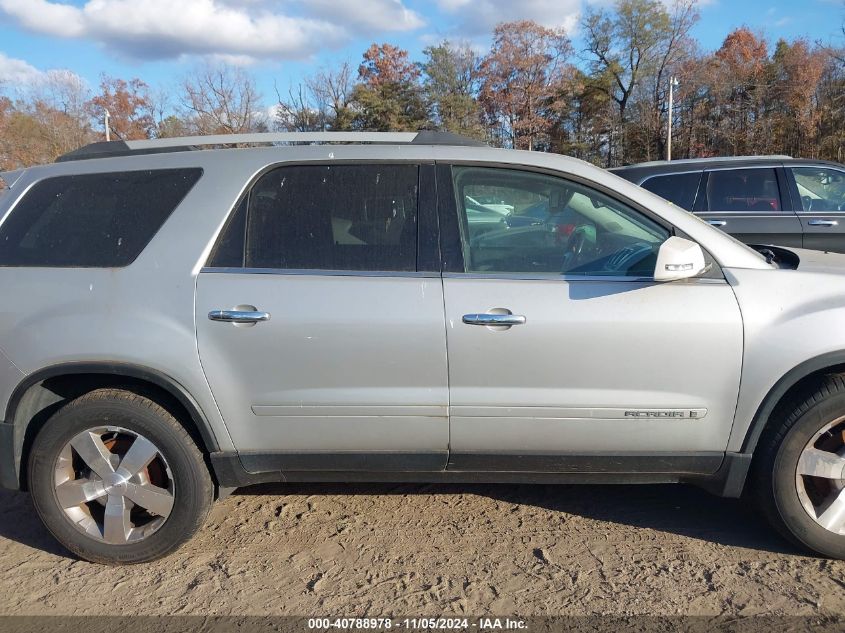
xmin=56 ymin=130 xmax=487 ymax=163
xmin=614 ymin=155 xmax=793 ymax=169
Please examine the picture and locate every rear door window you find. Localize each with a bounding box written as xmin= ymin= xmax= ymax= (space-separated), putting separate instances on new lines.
xmin=208 ymin=164 xmax=419 ymax=272
xmin=0 ymin=169 xmax=202 ymax=267
xmin=640 ymin=172 xmax=702 ymax=210
xmin=703 ymin=168 xmax=782 ymax=212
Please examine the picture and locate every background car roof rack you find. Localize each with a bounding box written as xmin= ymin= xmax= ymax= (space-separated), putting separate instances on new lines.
xmin=615 ymin=155 xmax=794 ymax=169
xmin=56 ymin=130 xmax=487 ymax=162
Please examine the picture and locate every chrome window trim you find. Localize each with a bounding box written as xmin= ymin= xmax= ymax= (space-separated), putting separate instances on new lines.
xmin=634 ymin=164 xmax=783 ymax=185
xmin=639 ymin=171 xmax=702 ymax=187
xmin=201 ymin=267 xmax=440 ymax=278
xmin=694 ymin=211 xmax=800 ymax=217
xmin=200 ymin=266 xmax=725 ymax=284
xmin=702 ymin=165 xmax=784 ymax=173
xmin=441 ymin=271 xmax=726 ymax=284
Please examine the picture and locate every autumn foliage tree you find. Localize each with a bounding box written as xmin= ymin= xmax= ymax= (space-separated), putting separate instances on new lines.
xmin=88 ymin=75 xmax=154 ymax=140
xmin=478 ymin=21 xmax=573 ymax=150
xmin=768 ymin=39 xmax=827 ymax=157
xmin=351 ymin=43 xmax=428 ymax=131
xmin=1 ymin=9 xmax=843 ymax=169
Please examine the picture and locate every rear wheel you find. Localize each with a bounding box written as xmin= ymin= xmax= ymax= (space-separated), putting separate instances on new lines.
xmin=28 ymin=388 xmax=213 ymax=564
xmin=752 ymin=375 xmax=845 ymax=558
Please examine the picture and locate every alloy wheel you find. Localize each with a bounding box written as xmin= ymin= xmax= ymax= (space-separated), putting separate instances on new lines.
xmin=795 ymin=416 xmax=845 ymax=535
xmin=53 ymin=426 xmax=175 ymax=544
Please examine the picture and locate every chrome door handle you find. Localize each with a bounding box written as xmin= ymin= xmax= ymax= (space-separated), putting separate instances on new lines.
xmin=462 ymin=313 xmax=526 ymax=326
xmin=208 ymin=310 xmax=271 ymax=324
xmin=707 ymin=220 xmax=727 ymax=227
xmin=808 ymin=219 xmax=838 ymax=227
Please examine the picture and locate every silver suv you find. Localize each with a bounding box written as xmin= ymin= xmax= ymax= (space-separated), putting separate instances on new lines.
xmin=1 ymin=132 xmax=844 ymax=564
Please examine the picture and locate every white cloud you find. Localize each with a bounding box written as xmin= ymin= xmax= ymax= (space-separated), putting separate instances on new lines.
xmin=435 ymin=0 xmax=582 ymax=35
xmin=0 ymin=0 xmax=86 ymax=38
xmin=0 ymin=52 xmax=45 ymax=86
xmin=0 ymin=0 xmax=424 ymax=63
xmin=303 ymin=0 xmax=425 ymax=33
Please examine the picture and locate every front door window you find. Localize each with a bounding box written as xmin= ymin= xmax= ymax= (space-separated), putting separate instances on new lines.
xmin=452 ymin=166 xmax=669 ymax=277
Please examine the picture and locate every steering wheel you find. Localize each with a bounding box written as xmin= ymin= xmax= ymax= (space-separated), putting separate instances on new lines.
xmin=562 ymin=225 xmax=593 ymax=272
xmin=801 ymin=195 xmax=813 ymax=211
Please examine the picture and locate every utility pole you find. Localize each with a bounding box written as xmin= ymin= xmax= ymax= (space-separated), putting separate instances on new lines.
xmin=667 ymin=77 xmax=678 ymax=161
xmin=104 ymin=109 xmax=111 ymax=142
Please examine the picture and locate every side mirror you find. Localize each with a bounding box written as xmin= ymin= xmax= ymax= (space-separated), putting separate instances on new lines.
xmin=654 ymin=236 xmax=707 ymax=282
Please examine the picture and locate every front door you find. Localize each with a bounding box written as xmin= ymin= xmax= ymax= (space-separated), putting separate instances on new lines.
xmin=195 ymin=163 xmax=449 ymax=472
xmin=788 ymin=165 xmax=845 ymax=254
xmin=439 ymin=165 xmax=743 ymax=474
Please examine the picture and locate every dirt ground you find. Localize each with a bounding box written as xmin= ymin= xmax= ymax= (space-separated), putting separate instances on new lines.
xmin=0 ymin=482 xmax=844 ymax=618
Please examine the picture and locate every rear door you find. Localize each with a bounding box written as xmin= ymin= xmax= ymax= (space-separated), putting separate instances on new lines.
xmin=786 ymin=165 xmax=845 ymax=253
xmin=195 ymin=162 xmax=449 ymax=472
xmin=695 ymin=166 xmax=802 ymax=247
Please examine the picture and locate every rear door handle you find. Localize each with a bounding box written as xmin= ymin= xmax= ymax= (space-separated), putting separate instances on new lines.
xmin=208 ymin=310 xmax=271 ymax=324
xmin=808 ymin=219 xmax=839 ymax=227
xmin=707 ymin=220 xmax=727 ymax=227
xmin=462 ymin=313 xmax=526 ymax=326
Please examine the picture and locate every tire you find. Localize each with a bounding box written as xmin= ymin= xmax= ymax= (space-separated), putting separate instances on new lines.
xmin=28 ymin=388 xmax=213 ymax=564
xmin=751 ymin=374 xmax=845 ymax=559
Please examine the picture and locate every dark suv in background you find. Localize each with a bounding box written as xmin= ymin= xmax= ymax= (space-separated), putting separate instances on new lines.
xmin=611 ymin=157 xmax=845 ymax=252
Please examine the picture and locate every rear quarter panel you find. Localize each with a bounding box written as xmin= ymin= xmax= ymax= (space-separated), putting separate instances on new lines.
xmin=0 ymin=152 xmax=265 ymax=452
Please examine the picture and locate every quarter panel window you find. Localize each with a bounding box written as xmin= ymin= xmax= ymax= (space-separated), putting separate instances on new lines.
xmin=451 ymin=166 xmax=670 ymax=277
xmin=210 ymin=164 xmax=419 ymax=272
xmin=704 ymin=168 xmax=781 ymax=212
xmin=792 ymin=167 xmax=845 ymax=212
xmin=641 ymin=172 xmax=701 ymax=210
xmin=0 ymin=169 xmax=202 ymax=267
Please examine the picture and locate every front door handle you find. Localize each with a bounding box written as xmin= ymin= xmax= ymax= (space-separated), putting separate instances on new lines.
xmin=462 ymin=313 xmax=526 ymax=326
xmin=808 ymin=219 xmax=839 ymax=227
xmin=707 ymin=220 xmax=727 ymax=227
xmin=208 ymin=310 xmax=271 ymax=324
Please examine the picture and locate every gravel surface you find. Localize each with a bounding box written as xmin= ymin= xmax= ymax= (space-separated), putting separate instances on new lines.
xmin=0 ymin=482 xmax=844 ymax=617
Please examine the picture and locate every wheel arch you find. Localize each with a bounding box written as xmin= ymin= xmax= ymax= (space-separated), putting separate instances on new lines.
xmin=741 ymin=351 xmax=845 ymax=454
xmin=6 ymin=362 xmax=220 ymax=490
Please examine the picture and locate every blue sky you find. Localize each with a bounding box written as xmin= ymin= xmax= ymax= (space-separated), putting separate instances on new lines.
xmin=0 ymin=0 xmax=842 ymax=108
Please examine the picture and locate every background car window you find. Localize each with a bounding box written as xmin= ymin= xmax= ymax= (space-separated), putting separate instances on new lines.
xmin=452 ymin=166 xmax=669 ymax=277
xmin=0 ymin=169 xmax=202 ymax=267
xmin=705 ymin=168 xmax=781 ymax=212
xmin=641 ymin=172 xmax=701 ymax=210
xmin=210 ymin=164 xmax=419 ymax=272
xmin=792 ymin=167 xmax=845 ymax=212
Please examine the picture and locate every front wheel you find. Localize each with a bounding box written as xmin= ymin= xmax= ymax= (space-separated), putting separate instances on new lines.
xmin=28 ymin=388 xmax=214 ymax=564
xmin=751 ymin=375 xmax=845 ymax=558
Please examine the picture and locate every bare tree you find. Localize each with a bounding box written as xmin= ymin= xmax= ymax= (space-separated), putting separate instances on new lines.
xmin=181 ymin=64 xmax=265 ymax=135
xmin=25 ymin=70 xmax=94 ymax=160
xmin=582 ymin=0 xmax=676 ymax=164
xmin=274 ymin=82 xmax=323 ymax=132
xmin=306 ymin=62 xmax=355 ymax=130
